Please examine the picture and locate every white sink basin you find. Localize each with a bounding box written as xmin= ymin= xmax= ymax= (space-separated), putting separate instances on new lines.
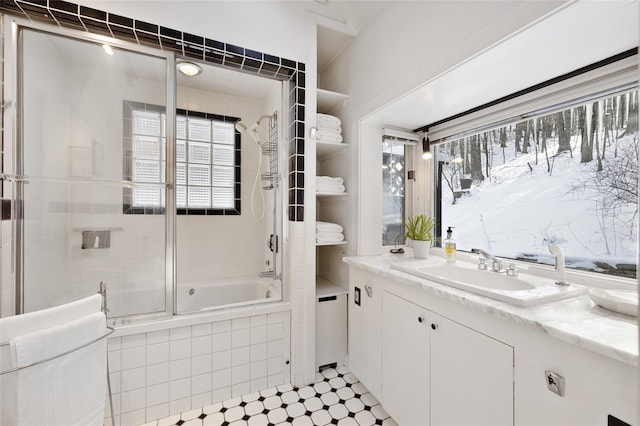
xmin=589 ymin=288 xmax=638 ymax=317
xmin=390 ymin=259 xmax=587 ymax=307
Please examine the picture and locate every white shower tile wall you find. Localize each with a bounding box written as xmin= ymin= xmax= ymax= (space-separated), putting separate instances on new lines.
xmin=105 ymin=311 xmax=290 ymax=426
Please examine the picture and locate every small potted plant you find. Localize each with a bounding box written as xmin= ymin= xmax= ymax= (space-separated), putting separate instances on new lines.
xmin=403 ymin=214 xmax=435 ymax=259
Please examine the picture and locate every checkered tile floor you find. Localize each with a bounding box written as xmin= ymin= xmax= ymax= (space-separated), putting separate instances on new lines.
xmin=140 ymin=366 xmax=396 ymax=426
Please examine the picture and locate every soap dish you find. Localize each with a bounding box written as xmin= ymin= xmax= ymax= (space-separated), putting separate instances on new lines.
xmin=589 ymin=288 xmax=638 ymax=317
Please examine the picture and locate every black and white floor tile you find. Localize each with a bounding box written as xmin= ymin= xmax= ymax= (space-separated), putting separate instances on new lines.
xmin=140 ymin=366 xmax=396 ymax=426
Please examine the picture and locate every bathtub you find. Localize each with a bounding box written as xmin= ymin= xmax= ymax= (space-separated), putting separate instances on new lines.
xmin=177 ymin=276 xmax=281 ymax=313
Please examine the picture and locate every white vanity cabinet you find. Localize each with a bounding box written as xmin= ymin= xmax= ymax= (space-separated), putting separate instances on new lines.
xmin=346 ymin=262 xmax=636 ymax=426
xmin=347 ymin=267 xmax=383 ymax=399
xmin=381 ymin=291 xmax=513 ymax=426
xmin=381 ymin=291 xmax=431 ymax=426
xmin=430 ymin=312 xmax=513 ymax=426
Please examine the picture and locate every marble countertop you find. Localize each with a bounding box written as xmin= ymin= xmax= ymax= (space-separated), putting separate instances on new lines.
xmin=344 ymin=253 xmax=638 ymax=366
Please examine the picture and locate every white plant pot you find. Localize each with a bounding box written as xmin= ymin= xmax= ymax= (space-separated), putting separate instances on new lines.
xmin=412 ymin=240 xmax=431 ymax=259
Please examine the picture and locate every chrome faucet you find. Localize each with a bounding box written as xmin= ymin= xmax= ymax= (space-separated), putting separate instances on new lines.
xmin=547 ymin=244 xmax=569 ymax=286
xmin=471 ymin=248 xmax=504 ymax=272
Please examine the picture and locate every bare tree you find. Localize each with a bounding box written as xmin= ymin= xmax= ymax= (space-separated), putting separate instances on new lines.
xmin=579 ymin=105 xmax=593 ymax=163
xmin=500 ymin=127 xmax=507 ymax=163
xmin=592 ymin=102 xmax=603 ymax=171
xmin=628 ymin=91 xmax=638 ymax=133
xmin=482 ymin=132 xmax=490 ymax=179
xmin=541 ymin=116 xmax=551 ymax=173
xmin=468 ymin=135 xmax=484 ymax=182
xmin=556 ymin=110 xmax=572 ymax=154
xmin=574 ymin=135 xmax=638 ymax=241
xmin=514 ymin=122 xmax=524 ymax=154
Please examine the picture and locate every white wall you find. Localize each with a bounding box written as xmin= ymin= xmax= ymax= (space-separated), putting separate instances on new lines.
xmin=74 ymin=0 xmax=311 ymax=63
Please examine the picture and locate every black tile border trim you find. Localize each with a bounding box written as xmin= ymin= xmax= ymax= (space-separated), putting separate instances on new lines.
xmin=1 ymin=0 xmax=306 ymax=222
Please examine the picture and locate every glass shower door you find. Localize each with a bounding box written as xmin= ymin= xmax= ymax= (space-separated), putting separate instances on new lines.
xmin=18 ymin=29 xmax=172 ymax=321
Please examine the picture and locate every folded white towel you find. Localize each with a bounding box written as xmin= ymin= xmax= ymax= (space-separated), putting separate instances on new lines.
xmin=316 ymin=221 xmax=344 ymax=233
xmin=316 ymin=130 xmax=343 ymax=143
xmin=317 ymin=123 xmax=342 ymax=134
xmin=317 ymin=113 xmax=341 ymax=127
xmin=316 ymin=232 xmax=345 ymax=243
xmin=317 ymin=184 xmax=346 ymax=193
xmin=316 ymin=176 xmax=344 ymax=184
xmin=0 ymin=294 xmax=103 ymax=426
xmin=13 ymin=311 xmax=107 ymax=426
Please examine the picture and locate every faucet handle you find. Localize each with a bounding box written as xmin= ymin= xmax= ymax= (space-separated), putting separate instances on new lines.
xmin=478 ymin=257 xmax=487 ymax=270
xmin=506 ymin=262 xmax=518 ymax=276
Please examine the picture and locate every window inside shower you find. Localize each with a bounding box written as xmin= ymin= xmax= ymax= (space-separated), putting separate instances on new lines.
xmin=122 ymin=102 xmax=241 ymax=215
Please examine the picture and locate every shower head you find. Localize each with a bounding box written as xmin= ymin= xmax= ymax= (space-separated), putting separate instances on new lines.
xmin=235 ymin=121 xmax=248 ymax=132
xmin=235 ymin=120 xmax=260 ymax=144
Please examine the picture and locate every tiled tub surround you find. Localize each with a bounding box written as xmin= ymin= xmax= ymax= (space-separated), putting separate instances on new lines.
xmin=344 ymin=252 xmax=637 ymax=365
xmin=105 ymin=308 xmax=291 ymax=426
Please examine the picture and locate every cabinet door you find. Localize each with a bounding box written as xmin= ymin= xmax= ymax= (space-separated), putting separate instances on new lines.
xmin=382 ymin=291 xmax=430 ymax=426
xmin=430 ymin=313 xmax=513 ymax=426
xmin=514 ymin=328 xmax=637 ymax=426
xmin=347 ymin=269 xmax=382 ymax=398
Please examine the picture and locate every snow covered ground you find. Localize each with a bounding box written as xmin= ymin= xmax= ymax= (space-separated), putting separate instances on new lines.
xmin=441 ymin=132 xmax=638 ymax=276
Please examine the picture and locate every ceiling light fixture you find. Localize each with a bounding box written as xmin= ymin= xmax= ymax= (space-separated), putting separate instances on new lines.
xmin=422 ymin=134 xmax=433 ymax=160
xmin=176 ymin=61 xmax=202 ymax=77
xmin=102 ymin=44 xmax=114 ymax=56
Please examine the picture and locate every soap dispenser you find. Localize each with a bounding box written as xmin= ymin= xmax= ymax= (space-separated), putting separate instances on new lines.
xmin=444 ymin=227 xmax=456 ymax=262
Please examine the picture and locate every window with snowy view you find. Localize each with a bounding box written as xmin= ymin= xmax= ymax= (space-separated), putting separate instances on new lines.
xmin=435 ymin=89 xmax=638 ymax=278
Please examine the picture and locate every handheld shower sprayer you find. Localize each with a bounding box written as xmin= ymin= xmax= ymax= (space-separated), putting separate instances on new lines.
xmin=235 ymin=121 xmax=260 ymax=145
xmin=547 ymin=244 xmax=569 ymax=286
xmin=235 ymin=118 xmax=268 ymax=219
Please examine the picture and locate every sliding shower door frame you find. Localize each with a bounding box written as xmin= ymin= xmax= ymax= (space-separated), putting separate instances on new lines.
xmin=4 ymin=15 xmax=178 ymax=322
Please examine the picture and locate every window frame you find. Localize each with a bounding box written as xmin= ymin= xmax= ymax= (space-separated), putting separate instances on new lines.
xmin=424 ymin=55 xmax=640 ymax=280
xmin=123 ymin=100 xmax=242 ymax=216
